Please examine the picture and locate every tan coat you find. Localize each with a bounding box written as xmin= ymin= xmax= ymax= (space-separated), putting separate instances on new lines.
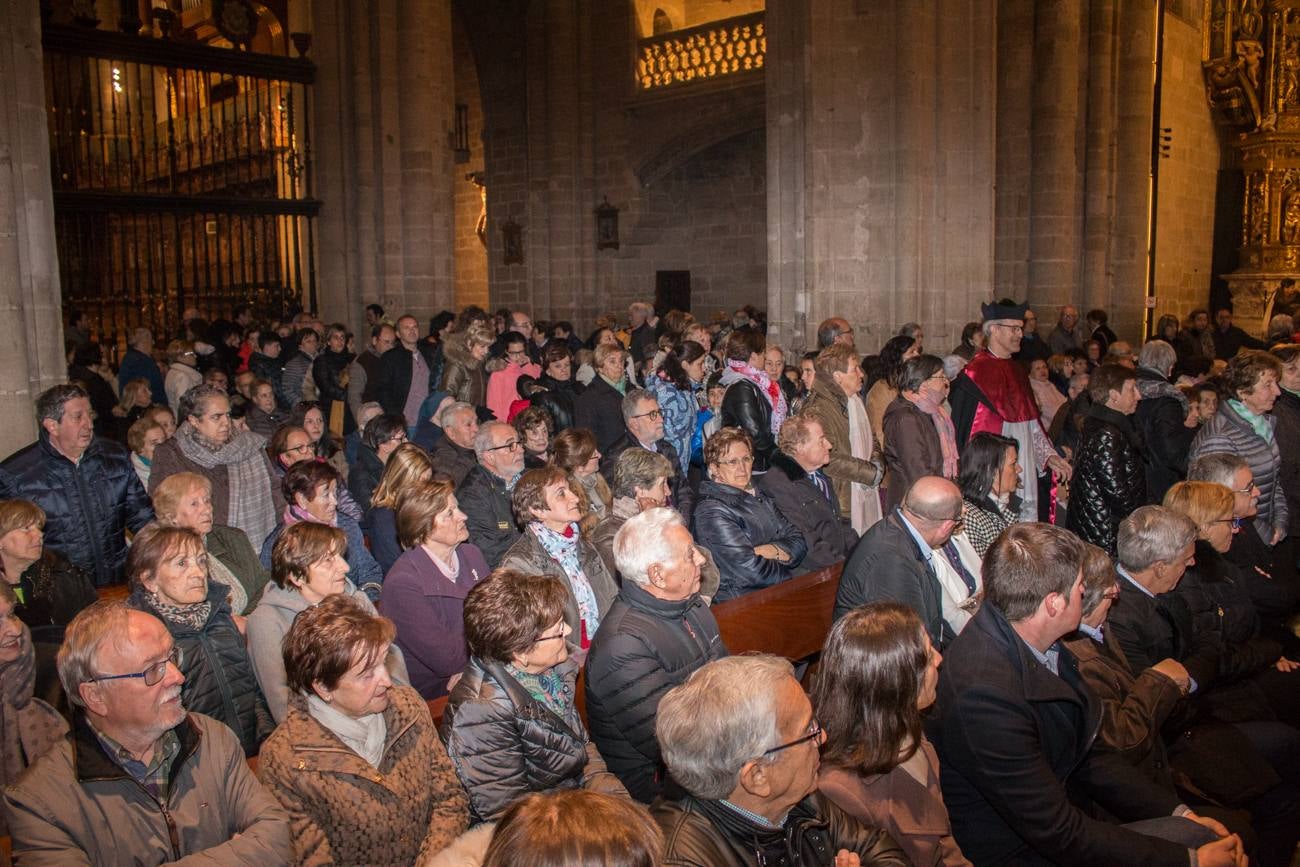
xmin=258 ymin=685 xmax=469 ymax=866
xmin=799 ymin=376 xmax=882 ymax=517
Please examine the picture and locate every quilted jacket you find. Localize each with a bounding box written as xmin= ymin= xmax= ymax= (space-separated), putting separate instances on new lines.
xmin=1190 ymin=400 xmax=1288 ymax=543
xmin=0 ymin=433 xmax=154 ymax=586
xmin=1065 ymin=404 xmax=1147 ymax=557
xmin=692 ymin=479 xmax=807 ymax=602
xmin=129 ymin=581 xmax=273 ymax=756
xmin=440 ymin=655 xmax=624 ymax=822
xmin=583 ymin=580 xmax=727 ymax=802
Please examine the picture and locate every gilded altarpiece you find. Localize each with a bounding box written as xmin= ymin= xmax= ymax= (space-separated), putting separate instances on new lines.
xmin=1203 ymin=0 xmax=1300 ymax=332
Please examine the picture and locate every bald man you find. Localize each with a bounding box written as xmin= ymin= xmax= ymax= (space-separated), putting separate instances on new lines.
xmin=833 ymin=476 xmax=966 ymax=649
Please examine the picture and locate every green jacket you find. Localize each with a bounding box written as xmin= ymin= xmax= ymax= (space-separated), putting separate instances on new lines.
xmin=207 ymin=524 xmax=270 ymax=615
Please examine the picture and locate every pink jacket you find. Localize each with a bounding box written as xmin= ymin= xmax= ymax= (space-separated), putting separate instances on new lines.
xmin=487 ymin=361 xmax=541 ymax=421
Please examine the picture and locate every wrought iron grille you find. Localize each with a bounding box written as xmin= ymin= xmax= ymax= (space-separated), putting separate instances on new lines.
xmin=41 ymin=6 xmax=318 ymax=354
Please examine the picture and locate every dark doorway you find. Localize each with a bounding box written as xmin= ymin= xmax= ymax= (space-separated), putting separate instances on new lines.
xmin=655 ymin=270 xmax=691 ymax=316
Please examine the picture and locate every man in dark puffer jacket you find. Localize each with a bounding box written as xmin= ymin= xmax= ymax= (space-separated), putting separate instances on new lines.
xmin=0 ymin=385 xmax=154 ymax=586
xmin=653 ymin=654 xmax=909 ymax=866
xmin=1066 ymin=364 xmax=1148 ymax=557
xmin=585 ymin=509 xmax=727 ymax=803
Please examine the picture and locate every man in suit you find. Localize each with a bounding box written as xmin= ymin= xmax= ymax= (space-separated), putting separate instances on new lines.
xmin=598 ymin=389 xmax=689 ymax=522
xmin=756 ymin=415 xmax=858 ymax=574
xmin=927 ymin=522 xmax=1244 ymax=866
xmin=833 ymin=476 xmax=964 ymax=649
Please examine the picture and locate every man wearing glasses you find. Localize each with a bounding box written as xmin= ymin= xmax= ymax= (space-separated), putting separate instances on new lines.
xmin=654 ymin=654 xmax=909 ymax=866
xmin=599 ymin=389 xmax=688 ymax=518
xmin=458 ymin=421 xmax=526 ymax=568
xmin=3 ymin=601 xmax=291 ymax=863
xmin=949 ymin=299 xmax=1073 ymax=523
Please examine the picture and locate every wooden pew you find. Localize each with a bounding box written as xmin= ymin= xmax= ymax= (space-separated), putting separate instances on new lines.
xmin=710 ymin=562 xmax=843 ymax=660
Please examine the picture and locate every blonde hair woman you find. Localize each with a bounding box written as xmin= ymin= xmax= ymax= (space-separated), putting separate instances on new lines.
xmin=367 ymin=442 xmax=437 ymax=574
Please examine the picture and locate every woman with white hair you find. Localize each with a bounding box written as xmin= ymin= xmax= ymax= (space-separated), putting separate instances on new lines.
xmin=1134 ymin=339 xmax=1195 ymax=502
xmin=583 ymin=508 xmax=727 ymax=804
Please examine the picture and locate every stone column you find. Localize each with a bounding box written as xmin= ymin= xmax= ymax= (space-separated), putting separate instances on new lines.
xmin=0 ymin=1 xmax=68 ymax=455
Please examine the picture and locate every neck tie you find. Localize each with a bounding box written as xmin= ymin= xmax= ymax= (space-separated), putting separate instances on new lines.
xmin=941 ymin=541 xmax=978 ymax=596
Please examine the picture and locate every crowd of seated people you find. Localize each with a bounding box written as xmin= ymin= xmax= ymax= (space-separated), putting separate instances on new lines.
xmin=0 ymin=298 xmax=1295 ymax=864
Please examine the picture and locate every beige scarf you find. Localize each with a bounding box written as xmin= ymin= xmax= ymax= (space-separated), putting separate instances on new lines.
xmin=847 ymin=393 xmax=883 ymax=533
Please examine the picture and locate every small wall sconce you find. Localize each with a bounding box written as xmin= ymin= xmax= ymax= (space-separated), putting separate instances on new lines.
xmin=595 ymin=197 xmax=620 ymax=251
xmin=502 ymin=218 xmax=523 ymax=265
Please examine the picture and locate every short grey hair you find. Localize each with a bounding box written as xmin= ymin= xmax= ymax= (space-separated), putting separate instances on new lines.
xmin=1137 ymin=340 xmax=1176 ymax=375
xmin=1117 ymin=506 xmax=1198 ymax=572
xmin=440 ymin=400 xmax=476 ymax=427
xmin=1269 ymin=313 xmax=1294 ymax=339
xmin=613 ymin=507 xmax=684 ymax=587
xmin=1187 ymin=452 xmax=1248 ymax=487
xmin=178 ymin=383 xmax=227 ymax=421
xmin=473 ymin=421 xmax=513 ymax=459
xmin=942 ymin=354 xmax=967 ymax=380
xmin=621 ymin=388 xmax=656 ymax=423
xmin=612 ymin=448 xmax=673 ymax=500
xmin=656 ymin=655 xmax=795 ymax=799
xmin=58 ymin=600 xmax=136 ymax=708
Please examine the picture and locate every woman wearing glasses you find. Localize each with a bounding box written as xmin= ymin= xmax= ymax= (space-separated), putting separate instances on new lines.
xmin=883 ymin=355 xmax=957 ymax=513
xmin=499 ymin=467 xmax=618 ymax=648
xmin=692 ymin=427 xmax=806 ymax=602
xmin=814 ymin=602 xmax=967 ymax=867
xmin=127 ymin=523 xmax=272 ymax=756
xmin=1164 ymin=481 xmax=1300 ymax=726
xmin=149 ymin=384 xmax=284 ymax=551
xmin=441 ymin=569 xmax=626 ymax=823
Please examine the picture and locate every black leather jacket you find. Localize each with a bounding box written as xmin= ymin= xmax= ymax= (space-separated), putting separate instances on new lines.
xmin=691 ymin=480 xmax=807 ymax=602
xmin=311 ymin=347 xmax=357 ymax=435
xmin=720 ymin=379 xmax=776 ymax=472
xmin=457 ymin=465 xmax=521 ymax=569
xmin=654 ymin=791 xmax=909 ymax=867
xmin=1065 ymin=404 xmax=1147 ymax=556
xmin=532 ymin=375 xmax=584 ymax=432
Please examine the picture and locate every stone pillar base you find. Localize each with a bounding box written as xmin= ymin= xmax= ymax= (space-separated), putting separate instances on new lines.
xmin=1222 ymin=271 xmax=1291 ymax=337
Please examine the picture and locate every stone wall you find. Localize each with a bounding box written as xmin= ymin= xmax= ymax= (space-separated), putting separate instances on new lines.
xmin=453 ymin=10 xmax=488 ymax=312
xmin=1153 ymin=9 xmax=1222 ymax=327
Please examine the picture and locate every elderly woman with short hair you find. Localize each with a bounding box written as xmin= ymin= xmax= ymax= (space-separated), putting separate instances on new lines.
xmin=0 ymin=499 xmax=96 ymax=643
xmin=883 ymin=355 xmax=955 ymax=513
xmin=499 ymin=467 xmax=618 ymax=648
xmin=259 ymin=460 xmax=383 ymax=598
xmin=1134 ymin=339 xmax=1195 ymax=502
xmin=148 ymin=384 xmax=284 ymax=550
xmin=164 ymin=339 xmax=202 ymax=415
xmin=152 ymin=472 xmax=268 ymax=616
xmin=584 ymin=508 xmax=727 ymax=803
xmin=441 ymin=569 xmax=626 ymax=822
xmin=127 ymin=524 xmax=272 ymax=755
xmin=692 ymin=427 xmax=807 ymax=602
xmin=256 ymin=594 xmax=472 ymax=866
xmin=589 ymin=447 xmax=678 ymax=579
xmin=1190 ymin=350 xmax=1288 ymax=546
xmin=381 ymin=479 xmax=490 ymax=699
xmin=247 ymin=520 xmax=408 ymax=723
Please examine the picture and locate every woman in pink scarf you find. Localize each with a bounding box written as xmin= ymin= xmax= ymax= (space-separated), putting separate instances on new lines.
xmin=716 ymin=329 xmax=787 ymax=473
xmin=882 ymin=355 xmax=959 ymax=512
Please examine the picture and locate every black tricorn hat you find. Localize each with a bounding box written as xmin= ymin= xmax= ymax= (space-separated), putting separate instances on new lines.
xmin=980 ymin=298 xmax=1029 ymax=322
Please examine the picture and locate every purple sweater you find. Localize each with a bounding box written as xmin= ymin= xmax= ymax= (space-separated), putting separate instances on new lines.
xmin=380 ymin=543 xmax=490 ymax=699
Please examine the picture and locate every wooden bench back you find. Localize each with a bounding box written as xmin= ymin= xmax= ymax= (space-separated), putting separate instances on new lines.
xmin=710 ymin=563 xmax=843 ymax=659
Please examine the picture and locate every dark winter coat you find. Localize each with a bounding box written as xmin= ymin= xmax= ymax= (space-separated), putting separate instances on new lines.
xmin=259 ymin=513 xmax=383 ymax=593
xmin=12 ymin=550 xmax=97 ymax=644
xmin=1211 ymin=324 xmax=1267 ymax=360
xmin=584 ymin=581 xmax=727 ymax=802
xmin=280 ymin=350 xmax=315 ymax=407
xmin=532 ymin=375 xmax=584 ymax=432
xmin=347 ymin=443 xmax=384 ymax=528
xmin=376 ymin=342 xmax=439 ymax=419
xmin=431 ymin=437 xmax=477 ymax=487
xmin=440 ymin=655 xmax=623 ymax=822
xmin=573 ymin=375 xmax=627 ymax=454
xmin=249 ymin=351 xmax=286 ymax=409
xmin=654 ymin=791 xmax=909 ymax=867
xmin=755 ymin=451 xmax=858 ymax=574
xmin=691 ymin=479 xmax=807 ymax=602
xmin=129 ymin=582 xmax=273 ymax=756
xmin=456 ymin=465 xmax=521 ymax=569
xmin=311 ymin=347 xmax=357 ymax=435
xmin=0 ymin=433 xmax=154 ymax=586
xmin=1065 ymin=404 xmax=1147 ymax=557
xmin=1268 ymin=388 xmax=1300 ymax=538
xmin=117 ymin=346 xmax=167 ymax=406
xmin=927 ymin=603 xmax=1190 ymax=866
xmin=882 ymin=396 xmax=946 ymax=513
xmin=1133 ymin=366 xmax=1194 ymax=502
xmin=206 ymin=523 xmax=270 ymax=615
xmin=720 ymin=378 xmax=777 ymax=473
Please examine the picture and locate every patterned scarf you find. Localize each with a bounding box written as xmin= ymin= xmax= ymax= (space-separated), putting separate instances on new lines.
xmin=724 ymin=360 xmax=788 ymax=436
xmin=174 ymin=423 xmax=278 ymax=549
xmin=908 ymin=392 xmax=959 ymax=479
xmin=506 ymin=662 xmax=571 ymax=720
xmin=530 ymin=522 xmax=601 ymax=639
xmin=142 ymin=586 xmax=212 ymax=632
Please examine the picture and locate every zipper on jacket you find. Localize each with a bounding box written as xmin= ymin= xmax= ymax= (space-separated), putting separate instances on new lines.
xmin=70 ymin=463 xmax=106 ymax=582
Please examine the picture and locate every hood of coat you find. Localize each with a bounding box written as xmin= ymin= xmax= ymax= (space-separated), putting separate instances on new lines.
xmin=443 ymin=337 xmax=483 ymax=370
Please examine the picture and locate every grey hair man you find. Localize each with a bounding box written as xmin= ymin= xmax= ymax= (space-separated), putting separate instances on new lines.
xmin=599 ymin=389 xmax=683 ymax=510
xmin=430 ymin=400 xmax=480 ymax=487
xmin=3 ymin=601 xmax=291 ymax=862
xmin=652 ymin=654 xmax=909 ymax=865
xmin=584 ymin=508 xmax=727 ymax=804
xmin=929 ymin=522 xmax=1242 ymax=866
xmin=816 ymin=317 xmax=856 ymax=350
xmin=456 ymin=421 xmax=525 ymax=567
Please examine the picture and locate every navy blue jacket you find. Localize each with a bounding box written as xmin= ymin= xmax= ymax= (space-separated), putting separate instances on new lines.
xmin=0 ymin=434 xmax=153 ymax=586
xmin=117 ymin=347 xmax=167 ymax=406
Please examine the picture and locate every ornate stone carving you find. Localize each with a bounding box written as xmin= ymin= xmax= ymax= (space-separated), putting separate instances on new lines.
xmin=635 ymin=11 xmax=765 ymax=92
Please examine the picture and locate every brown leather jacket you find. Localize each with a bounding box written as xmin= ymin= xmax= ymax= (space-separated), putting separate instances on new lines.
xmin=654 ymin=791 xmax=910 ymax=867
